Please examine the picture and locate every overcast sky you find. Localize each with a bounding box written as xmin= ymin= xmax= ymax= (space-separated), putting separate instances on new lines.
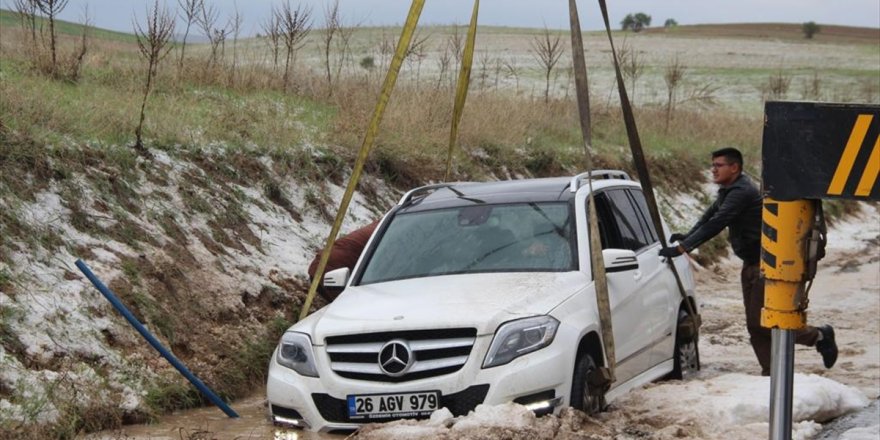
xmin=41 ymin=0 xmax=880 ymax=36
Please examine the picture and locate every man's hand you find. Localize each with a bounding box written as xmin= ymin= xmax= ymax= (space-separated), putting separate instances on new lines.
xmin=659 ymin=245 xmax=683 ymax=258
xmin=669 ymin=233 xmax=687 ymax=243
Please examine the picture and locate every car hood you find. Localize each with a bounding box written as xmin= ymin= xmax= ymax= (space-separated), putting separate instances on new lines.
xmin=301 ymin=271 xmax=589 ymax=343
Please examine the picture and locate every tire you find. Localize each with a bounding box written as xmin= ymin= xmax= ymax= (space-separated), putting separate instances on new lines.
xmin=670 ymin=309 xmax=701 ymax=380
xmin=570 ymin=353 xmax=606 ymax=415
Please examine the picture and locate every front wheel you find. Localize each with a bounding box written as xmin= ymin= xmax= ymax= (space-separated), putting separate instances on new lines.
xmin=670 ymin=310 xmax=701 ymax=380
xmin=570 ymin=353 xmax=606 ymax=415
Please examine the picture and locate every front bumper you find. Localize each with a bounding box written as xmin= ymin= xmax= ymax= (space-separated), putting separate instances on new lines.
xmin=266 ymin=334 xmax=576 ymax=432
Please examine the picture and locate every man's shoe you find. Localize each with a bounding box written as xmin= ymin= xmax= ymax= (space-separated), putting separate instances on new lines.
xmin=816 ymin=325 xmax=838 ymax=369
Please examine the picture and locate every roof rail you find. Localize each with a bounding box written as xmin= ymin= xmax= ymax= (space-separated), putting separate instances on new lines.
xmin=569 ymin=170 xmax=631 ymax=193
xmin=396 ymin=183 xmax=462 ymax=206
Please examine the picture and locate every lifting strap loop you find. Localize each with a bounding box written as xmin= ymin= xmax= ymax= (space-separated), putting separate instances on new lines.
xmin=597 ymin=0 xmax=699 ymax=323
xmin=568 ymin=0 xmax=616 ymax=383
xmin=445 ymin=0 xmax=480 ymax=181
xmin=299 ymin=0 xmax=426 ymax=321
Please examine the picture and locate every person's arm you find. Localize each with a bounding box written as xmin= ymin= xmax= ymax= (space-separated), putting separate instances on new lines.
xmin=680 ymin=188 xmax=749 ymax=251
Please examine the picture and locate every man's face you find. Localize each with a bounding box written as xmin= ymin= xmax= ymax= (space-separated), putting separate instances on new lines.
xmin=711 ymin=156 xmax=740 ymax=186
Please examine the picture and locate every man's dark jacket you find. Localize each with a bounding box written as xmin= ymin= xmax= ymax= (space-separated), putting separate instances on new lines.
xmin=680 ymin=174 xmax=763 ymax=264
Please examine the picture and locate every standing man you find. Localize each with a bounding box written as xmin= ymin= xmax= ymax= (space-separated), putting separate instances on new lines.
xmin=308 ymin=220 xmax=379 ymax=302
xmin=659 ymin=147 xmax=838 ymax=376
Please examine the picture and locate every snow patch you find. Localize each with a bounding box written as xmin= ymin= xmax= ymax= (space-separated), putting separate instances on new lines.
xmin=354 ymin=374 xmax=867 ymax=439
xmin=840 ymin=425 xmax=880 ymax=440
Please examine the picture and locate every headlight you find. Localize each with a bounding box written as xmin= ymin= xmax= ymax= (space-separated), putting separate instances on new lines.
xmin=483 ymin=316 xmax=559 ymax=368
xmin=276 ymin=332 xmax=319 ymax=377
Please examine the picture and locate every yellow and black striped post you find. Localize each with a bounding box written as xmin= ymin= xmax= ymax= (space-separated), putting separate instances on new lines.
xmin=760 ymin=198 xmax=815 ymax=331
xmin=761 ymin=197 xmax=816 ymax=440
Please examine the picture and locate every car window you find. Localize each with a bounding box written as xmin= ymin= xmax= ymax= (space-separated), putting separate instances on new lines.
xmin=593 ymin=190 xmax=651 ymax=251
xmin=592 ymin=194 xmax=617 ymax=250
xmin=358 ymin=202 xmax=576 ymax=284
xmin=627 ymin=189 xmax=659 ymax=244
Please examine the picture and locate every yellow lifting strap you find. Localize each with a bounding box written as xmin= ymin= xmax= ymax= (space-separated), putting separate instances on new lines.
xmin=299 ymin=0 xmax=426 ymax=321
xmin=445 ymin=0 xmax=480 ymax=181
xmin=568 ymin=0 xmax=616 ymax=383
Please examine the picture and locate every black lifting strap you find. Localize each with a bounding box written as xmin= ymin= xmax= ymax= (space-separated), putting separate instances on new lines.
xmin=568 ymin=0 xmax=616 ymax=386
xmin=596 ymin=0 xmax=700 ymax=328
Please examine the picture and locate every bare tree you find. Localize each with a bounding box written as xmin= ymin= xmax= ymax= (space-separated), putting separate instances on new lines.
xmin=405 ymin=30 xmax=430 ymax=84
xmin=133 ymin=0 xmax=175 ymax=155
xmin=477 ymin=51 xmax=492 ymax=91
xmin=34 ymin=0 xmax=70 ymax=74
xmin=261 ymin=11 xmax=282 ymax=69
xmin=12 ymin=0 xmax=39 ymax=55
xmin=196 ymin=0 xmax=228 ymax=68
xmin=276 ymin=1 xmax=313 ymax=90
xmin=504 ymin=58 xmax=521 ymax=92
xmin=377 ymin=29 xmax=396 ymax=72
xmin=492 ymin=57 xmax=503 ymax=89
xmin=618 ymin=39 xmax=646 ymax=105
xmin=447 ymin=25 xmax=465 ymax=73
xmin=320 ymin=0 xmax=356 ymax=95
xmin=663 ymin=56 xmax=686 ymax=131
xmin=176 ymin=0 xmax=201 ymax=70
xmin=63 ymin=3 xmax=90 ymax=82
xmin=530 ymin=26 xmax=565 ymax=103
xmin=321 ymin=0 xmax=340 ymax=94
xmin=435 ymin=45 xmax=452 ymax=89
xmin=230 ymin=3 xmax=243 ymax=86
xmin=335 ymin=23 xmax=357 ymax=87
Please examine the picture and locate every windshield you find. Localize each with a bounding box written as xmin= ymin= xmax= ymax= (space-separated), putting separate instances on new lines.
xmin=359 ymin=202 xmax=575 ymax=284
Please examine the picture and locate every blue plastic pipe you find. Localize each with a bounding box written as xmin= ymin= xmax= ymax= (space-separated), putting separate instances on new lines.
xmin=75 ymin=259 xmax=239 ymax=418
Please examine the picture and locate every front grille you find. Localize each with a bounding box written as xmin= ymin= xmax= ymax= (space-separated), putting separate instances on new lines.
xmin=312 ymin=384 xmax=490 ymax=423
xmin=324 ymin=328 xmax=477 ymax=382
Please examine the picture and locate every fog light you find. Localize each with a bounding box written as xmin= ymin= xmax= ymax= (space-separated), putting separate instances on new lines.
xmin=523 ymin=396 xmax=562 ymax=412
xmin=271 ymin=405 xmax=310 ymax=430
xmin=273 ymin=415 xmax=310 ymax=430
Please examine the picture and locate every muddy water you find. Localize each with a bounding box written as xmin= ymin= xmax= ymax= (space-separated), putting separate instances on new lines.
xmin=81 ymin=395 xmax=342 ymax=440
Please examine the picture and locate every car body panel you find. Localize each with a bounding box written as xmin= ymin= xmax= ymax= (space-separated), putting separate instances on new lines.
xmin=309 ymin=271 xmax=588 ymax=342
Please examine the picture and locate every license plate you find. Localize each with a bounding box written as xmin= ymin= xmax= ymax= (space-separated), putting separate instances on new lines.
xmin=347 ymin=391 xmax=440 ymax=420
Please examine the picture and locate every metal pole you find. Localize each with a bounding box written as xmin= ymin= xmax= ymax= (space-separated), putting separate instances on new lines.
xmin=76 ymin=259 xmax=239 ymax=418
xmin=769 ymin=329 xmax=795 ymax=440
xmin=761 ymin=198 xmax=815 ymax=440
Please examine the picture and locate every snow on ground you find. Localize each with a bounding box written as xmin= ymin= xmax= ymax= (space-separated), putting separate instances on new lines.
xmin=351 ymin=373 xmax=868 ymax=440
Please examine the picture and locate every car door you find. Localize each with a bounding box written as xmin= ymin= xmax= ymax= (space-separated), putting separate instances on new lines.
xmin=592 ymin=190 xmax=645 ymax=383
xmin=595 ymin=189 xmax=671 ymax=379
xmin=624 ymin=189 xmax=677 ymax=368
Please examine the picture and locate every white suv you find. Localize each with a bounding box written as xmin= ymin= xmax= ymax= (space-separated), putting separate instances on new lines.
xmin=266 ymin=171 xmax=700 ymax=433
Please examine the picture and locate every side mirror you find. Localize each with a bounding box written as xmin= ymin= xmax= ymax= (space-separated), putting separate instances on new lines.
xmin=602 ymin=249 xmax=639 ymax=273
xmin=323 ymin=268 xmax=350 ymax=299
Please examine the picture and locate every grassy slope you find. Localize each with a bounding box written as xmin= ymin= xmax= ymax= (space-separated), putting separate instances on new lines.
xmin=0 ymin=9 xmax=138 ymax=43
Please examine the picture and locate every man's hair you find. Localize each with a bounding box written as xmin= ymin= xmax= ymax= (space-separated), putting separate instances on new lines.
xmin=712 ymin=147 xmax=743 ymax=169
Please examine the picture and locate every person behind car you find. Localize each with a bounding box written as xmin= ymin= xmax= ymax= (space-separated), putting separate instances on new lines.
xmin=658 ymin=147 xmax=838 ymax=376
xmin=307 ymin=220 xmax=379 ymax=301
